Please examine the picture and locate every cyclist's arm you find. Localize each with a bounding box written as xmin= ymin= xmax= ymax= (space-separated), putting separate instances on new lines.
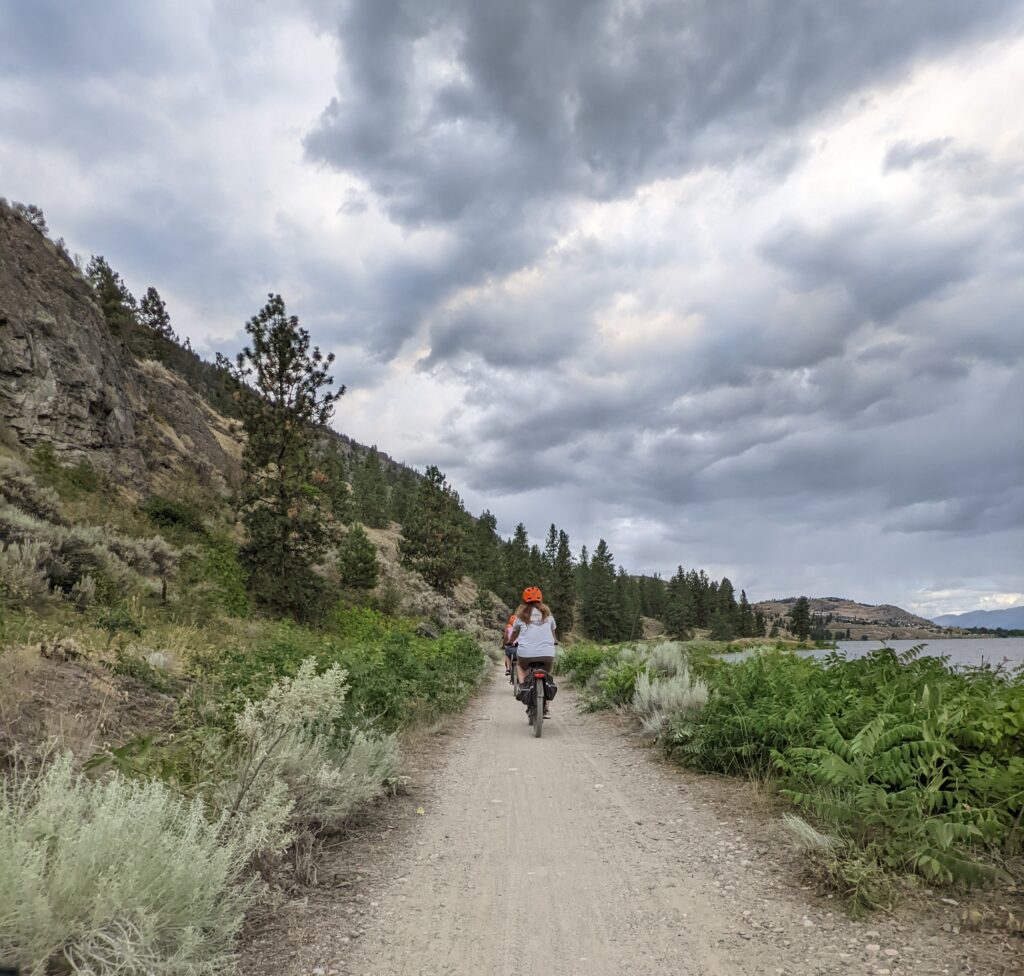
xmin=509 ymin=623 xmax=522 ymax=644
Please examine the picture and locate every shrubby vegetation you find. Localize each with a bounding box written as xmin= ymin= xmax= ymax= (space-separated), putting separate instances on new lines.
xmin=559 ymin=640 xmax=1024 ymax=910
xmin=0 ymin=426 xmax=486 ymax=973
xmin=0 ymin=753 xmax=257 ymax=975
xmin=188 ymin=608 xmax=484 ymax=733
xmin=0 ymin=456 xmax=177 ymax=613
xmin=0 ymin=655 xmax=412 ymax=974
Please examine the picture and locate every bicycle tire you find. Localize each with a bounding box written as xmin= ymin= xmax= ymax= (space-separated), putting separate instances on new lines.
xmin=533 ymin=678 xmax=544 ymax=738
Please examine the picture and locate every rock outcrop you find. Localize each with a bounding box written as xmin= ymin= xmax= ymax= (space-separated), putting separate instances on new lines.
xmin=0 ymin=200 xmax=241 ymax=493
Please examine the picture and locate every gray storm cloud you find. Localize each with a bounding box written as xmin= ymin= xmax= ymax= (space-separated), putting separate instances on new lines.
xmin=1 ymin=0 xmax=1022 ymax=613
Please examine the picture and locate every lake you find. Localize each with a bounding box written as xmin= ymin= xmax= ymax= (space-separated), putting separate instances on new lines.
xmin=824 ymin=638 xmax=1024 ymax=670
xmin=724 ymin=637 xmax=1024 ymax=670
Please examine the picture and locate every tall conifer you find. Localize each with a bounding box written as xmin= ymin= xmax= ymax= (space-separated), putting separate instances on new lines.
xmin=229 ymin=293 xmax=344 ymax=617
xmin=399 ymin=466 xmax=463 ymax=594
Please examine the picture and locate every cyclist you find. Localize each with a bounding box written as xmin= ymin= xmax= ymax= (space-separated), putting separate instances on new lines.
xmin=509 ymin=586 xmax=557 ymax=715
xmin=502 ymin=612 xmax=518 ymax=676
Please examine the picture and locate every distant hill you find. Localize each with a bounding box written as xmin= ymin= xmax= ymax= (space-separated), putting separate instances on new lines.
xmin=754 ymin=596 xmax=946 ymax=640
xmin=932 ymin=606 xmax=1024 ymax=630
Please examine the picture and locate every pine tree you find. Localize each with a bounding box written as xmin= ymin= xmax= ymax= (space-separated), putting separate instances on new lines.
xmin=549 ymin=529 xmax=576 ymax=633
xmin=639 ymin=574 xmax=668 ymax=620
xmin=738 ymin=589 xmax=754 ymax=637
xmin=754 ymin=609 xmax=767 ymax=637
xmin=615 ymin=567 xmax=641 ymax=640
xmin=574 ymin=544 xmax=590 ymax=614
xmin=399 ymin=465 xmax=463 ymax=595
xmin=352 ymin=447 xmax=389 ymax=528
xmin=229 ymin=293 xmax=344 ymax=617
xmin=542 ymin=524 xmax=558 ymax=589
xmin=316 ymin=438 xmax=351 ymax=524
xmin=789 ymin=596 xmax=812 ymax=640
xmin=14 ymin=201 xmax=47 ymax=233
xmin=466 ymin=509 xmax=505 ymax=597
xmin=665 ymin=567 xmax=695 ymax=639
xmin=86 ymin=255 xmax=138 ymax=337
xmin=689 ymin=569 xmax=711 ymax=627
xmin=389 ymin=468 xmax=418 ymax=526
xmin=582 ymin=539 xmax=620 ymax=641
xmin=718 ymin=576 xmax=738 ymax=632
xmin=503 ymin=523 xmax=531 ymax=606
xmin=709 ymin=607 xmax=736 ymax=641
xmin=139 ymin=286 xmax=176 ymax=340
xmin=528 ymin=544 xmax=546 ymax=589
xmin=338 ymin=522 xmax=379 ymax=590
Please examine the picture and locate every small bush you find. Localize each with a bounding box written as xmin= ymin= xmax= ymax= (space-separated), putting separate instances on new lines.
xmin=215 ymin=659 xmax=396 ymax=855
xmin=670 ymin=645 xmax=1024 ymax=895
xmin=111 ymin=646 xmax=178 ymax=694
xmin=0 ymin=754 xmax=258 ymax=975
xmin=28 ymin=443 xmax=104 ymax=499
xmin=96 ymin=602 xmax=145 ymax=647
xmin=370 ymin=578 xmax=403 ymax=616
xmin=65 ymin=459 xmax=100 ymax=494
xmin=0 ymin=458 xmax=63 ymax=523
xmin=556 ymin=643 xmax=616 ymax=685
xmin=632 ymin=668 xmax=708 ymax=737
xmin=0 ymin=542 xmax=50 ymax=606
xmin=0 ymin=501 xmax=176 ymax=603
xmin=338 ymin=522 xmax=379 ymax=590
xmin=142 ymin=496 xmax=207 ymax=536
xmin=179 ymin=536 xmax=250 ymax=617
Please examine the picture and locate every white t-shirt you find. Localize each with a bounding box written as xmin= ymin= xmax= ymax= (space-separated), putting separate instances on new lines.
xmin=515 ymin=608 xmax=557 ymax=657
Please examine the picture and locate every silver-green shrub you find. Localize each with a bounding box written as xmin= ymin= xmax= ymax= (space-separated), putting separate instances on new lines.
xmin=0 ymin=501 xmax=174 ymax=597
xmin=0 ymin=541 xmax=51 ymax=605
xmin=632 ymin=655 xmax=708 ymax=737
xmin=0 ymin=458 xmax=62 ymax=523
xmin=0 ymin=754 xmax=258 ymax=975
xmin=216 ymin=658 xmax=397 ymax=855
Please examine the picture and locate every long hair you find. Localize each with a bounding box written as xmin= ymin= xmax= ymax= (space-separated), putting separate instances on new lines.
xmin=516 ymin=601 xmax=551 ymax=624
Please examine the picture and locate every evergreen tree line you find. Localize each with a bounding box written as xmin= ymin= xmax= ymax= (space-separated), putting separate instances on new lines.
xmin=83 ymin=269 xmax=782 ymax=638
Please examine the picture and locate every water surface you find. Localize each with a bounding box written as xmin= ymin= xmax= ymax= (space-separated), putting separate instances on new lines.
xmin=824 ymin=638 xmax=1023 ymax=670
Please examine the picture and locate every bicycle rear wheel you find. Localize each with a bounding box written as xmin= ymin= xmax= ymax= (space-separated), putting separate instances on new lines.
xmin=533 ymin=679 xmax=544 ymax=738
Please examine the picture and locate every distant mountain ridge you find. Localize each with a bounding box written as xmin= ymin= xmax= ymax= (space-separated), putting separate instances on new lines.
xmin=932 ymin=606 xmax=1024 ymax=630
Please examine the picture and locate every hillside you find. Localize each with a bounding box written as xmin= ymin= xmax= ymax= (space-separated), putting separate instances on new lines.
xmin=0 ymin=200 xmax=413 ymax=494
xmin=754 ymin=595 xmax=947 ymax=640
xmin=933 ymin=605 xmax=1024 ymax=630
xmin=0 ymin=202 xmax=243 ymax=494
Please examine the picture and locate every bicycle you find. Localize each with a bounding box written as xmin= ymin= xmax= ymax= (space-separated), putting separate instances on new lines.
xmin=521 ymin=664 xmax=556 ymax=738
xmin=505 ymin=644 xmax=519 ymax=697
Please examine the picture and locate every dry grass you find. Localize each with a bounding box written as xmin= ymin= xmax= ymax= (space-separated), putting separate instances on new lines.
xmin=0 ymin=641 xmax=176 ymax=768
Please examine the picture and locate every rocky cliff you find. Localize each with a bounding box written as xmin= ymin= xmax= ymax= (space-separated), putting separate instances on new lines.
xmin=0 ymin=201 xmax=242 ymax=494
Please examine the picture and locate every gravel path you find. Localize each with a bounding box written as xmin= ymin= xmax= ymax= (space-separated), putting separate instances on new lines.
xmin=243 ymin=668 xmax=1019 ymax=976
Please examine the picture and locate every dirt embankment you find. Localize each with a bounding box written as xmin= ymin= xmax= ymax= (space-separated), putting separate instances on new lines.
xmin=241 ymin=670 xmax=1020 ymax=976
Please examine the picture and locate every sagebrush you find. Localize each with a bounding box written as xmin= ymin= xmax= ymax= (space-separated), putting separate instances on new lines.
xmin=0 ymin=754 xmax=257 ymax=976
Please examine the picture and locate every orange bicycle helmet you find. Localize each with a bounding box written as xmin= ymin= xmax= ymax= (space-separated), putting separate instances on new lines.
xmin=522 ymin=586 xmax=543 ymax=603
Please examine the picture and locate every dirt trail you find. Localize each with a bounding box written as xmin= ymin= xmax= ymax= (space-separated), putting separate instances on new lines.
xmin=247 ymin=669 xmax=1017 ymax=976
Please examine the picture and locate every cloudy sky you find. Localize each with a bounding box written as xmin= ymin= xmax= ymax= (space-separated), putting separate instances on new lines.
xmin=2 ymin=0 xmax=1023 ymax=616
